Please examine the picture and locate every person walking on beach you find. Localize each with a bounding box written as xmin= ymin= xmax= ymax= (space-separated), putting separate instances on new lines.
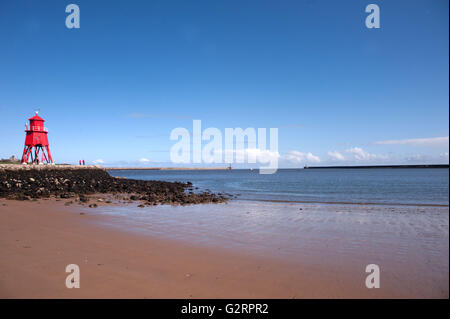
xmin=79 ymin=160 xmax=82 ymax=165
xmin=82 ymin=160 xmax=85 ymax=165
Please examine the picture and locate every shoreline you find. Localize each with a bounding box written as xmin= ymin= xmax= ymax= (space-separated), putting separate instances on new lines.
xmin=1 ymin=198 xmax=448 ymax=298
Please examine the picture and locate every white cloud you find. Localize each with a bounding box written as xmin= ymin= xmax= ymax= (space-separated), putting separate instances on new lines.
xmin=345 ymin=147 xmax=387 ymax=161
xmin=139 ymin=158 xmax=150 ymax=163
xmin=92 ymin=159 xmax=104 ymax=164
xmin=328 ymin=151 xmax=345 ymax=161
xmin=374 ymin=136 xmax=449 ymax=147
xmin=283 ymin=151 xmax=321 ymax=164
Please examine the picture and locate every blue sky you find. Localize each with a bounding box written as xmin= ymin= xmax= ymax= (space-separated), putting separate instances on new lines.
xmin=0 ymin=0 xmax=448 ymax=167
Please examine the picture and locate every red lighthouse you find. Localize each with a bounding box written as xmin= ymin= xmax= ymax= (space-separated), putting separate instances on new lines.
xmin=21 ymin=112 xmax=54 ymax=164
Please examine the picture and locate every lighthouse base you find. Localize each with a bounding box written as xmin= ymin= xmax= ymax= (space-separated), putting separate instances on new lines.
xmin=21 ymin=145 xmax=54 ymax=164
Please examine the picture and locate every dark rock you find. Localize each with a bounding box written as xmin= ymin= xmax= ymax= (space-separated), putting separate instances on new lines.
xmin=79 ymin=195 xmax=89 ymax=203
xmin=0 ymin=167 xmax=229 ymax=206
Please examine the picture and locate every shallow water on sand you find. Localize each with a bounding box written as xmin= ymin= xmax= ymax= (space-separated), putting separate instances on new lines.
xmin=90 ymin=200 xmax=449 ymax=297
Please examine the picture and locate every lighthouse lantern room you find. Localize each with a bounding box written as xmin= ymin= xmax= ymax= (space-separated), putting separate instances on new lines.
xmin=21 ymin=111 xmax=54 ymax=164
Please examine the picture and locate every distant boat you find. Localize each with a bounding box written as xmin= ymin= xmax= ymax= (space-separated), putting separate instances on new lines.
xmin=304 ymin=165 xmax=309 ymax=169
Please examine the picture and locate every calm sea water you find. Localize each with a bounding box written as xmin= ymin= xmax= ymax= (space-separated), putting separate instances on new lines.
xmin=108 ymin=168 xmax=449 ymax=206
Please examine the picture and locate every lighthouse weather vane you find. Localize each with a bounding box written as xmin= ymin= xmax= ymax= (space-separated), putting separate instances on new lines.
xmin=20 ymin=111 xmax=54 ymax=165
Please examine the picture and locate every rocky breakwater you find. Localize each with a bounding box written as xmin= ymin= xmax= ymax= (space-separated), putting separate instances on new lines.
xmin=0 ymin=164 xmax=227 ymax=205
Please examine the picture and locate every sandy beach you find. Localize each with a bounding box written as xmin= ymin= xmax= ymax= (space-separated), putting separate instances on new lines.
xmin=1 ymin=198 xmax=448 ymax=299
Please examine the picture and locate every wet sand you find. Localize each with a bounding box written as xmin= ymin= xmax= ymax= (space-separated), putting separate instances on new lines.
xmin=0 ymin=199 xmax=448 ymax=298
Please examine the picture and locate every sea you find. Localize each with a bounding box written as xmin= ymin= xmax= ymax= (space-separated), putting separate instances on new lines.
xmin=108 ymin=168 xmax=449 ymax=206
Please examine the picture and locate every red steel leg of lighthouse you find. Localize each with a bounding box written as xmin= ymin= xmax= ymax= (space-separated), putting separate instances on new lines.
xmin=45 ymin=146 xmax=54 ymax=163
xmin=41 ymin=146 xmax=50 ymax=163
xmin=21 ymin=145 xmax=30 ymax=163
xmin=24 ymin=146 xmax=33 ymax=163
xmin=27 ymin=147 xmax=33 ymax=163
xmin=40 ymin=146 xmax=45 ymax=163
xmin=21 ymin=146 xmax=27 ymax=163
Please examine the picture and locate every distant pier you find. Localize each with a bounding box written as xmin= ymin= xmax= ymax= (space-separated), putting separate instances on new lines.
xmin=303 ymin=164 xmax=449 ymax=169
